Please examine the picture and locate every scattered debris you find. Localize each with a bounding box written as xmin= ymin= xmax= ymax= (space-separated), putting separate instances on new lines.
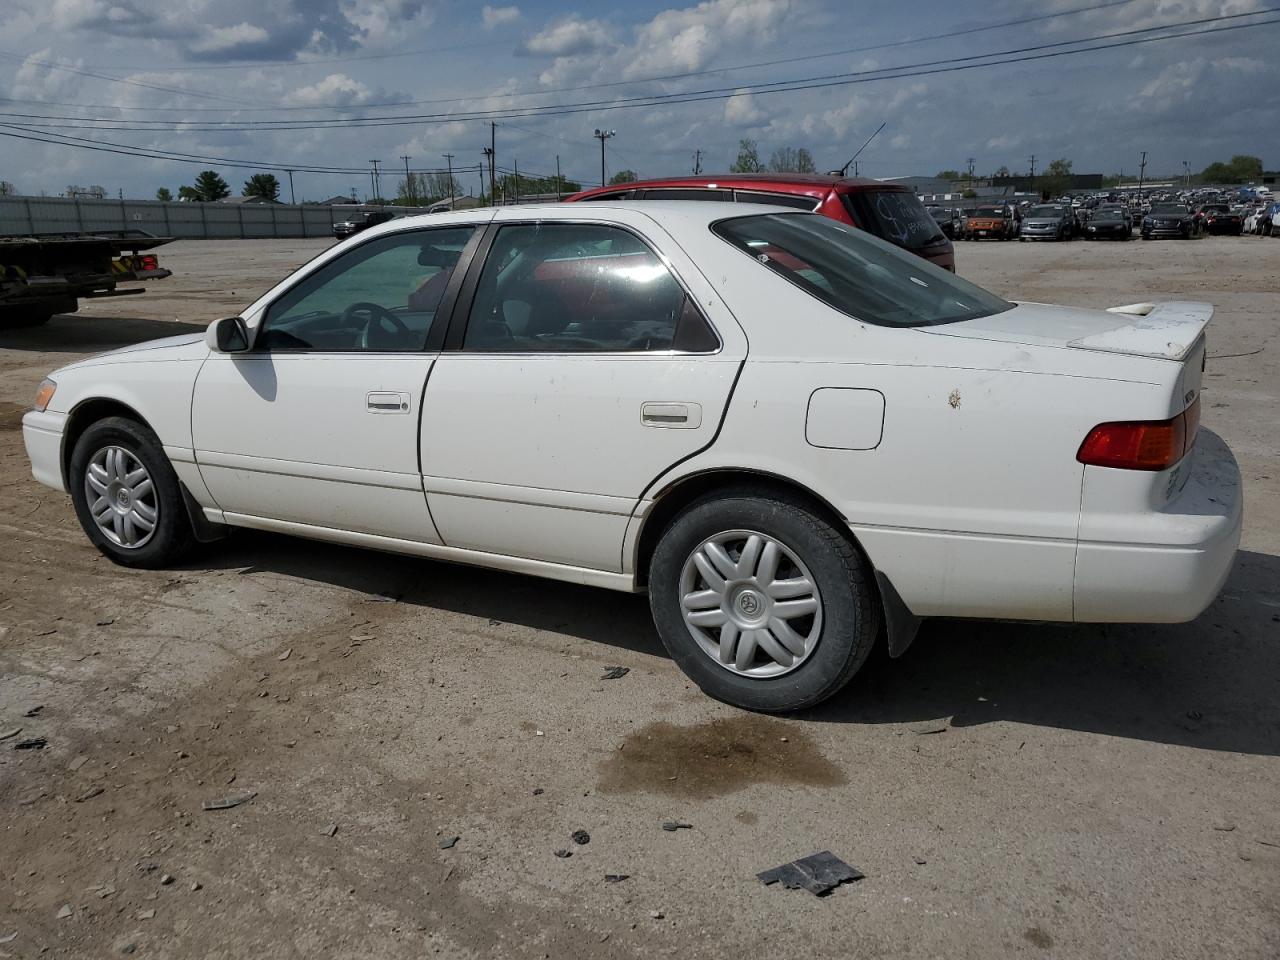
xmin=1213 ymin=822 xmax=1237 ymax=832
xmin=160 ymin=874 xmax=175 ymax=886
xmin=277 ymin=648 xmax=292 ymax=661
xmin=649 ymin=910 xmax=664 ymax=920
xmin=97 ymin=618 xmax=114 ymax=626
xmin=910 ymin=721 xmax=949 ymax=735
xmin=75 ymin=786 xmax=104 ymax=803
xmin=571 ymin=829 xmax=591 ymax=845
xmin=601 ymin=666 xmax=629 ymax=680
xmin=190 ymin=881 xmax=203 ymax=891
xmin=554 ymin=849 xmax=573 ymax=859
xmin=0 ymin=931 xmax=16 ymax=944
xmin=14 ymin=737 xmax=46 ymax=750
xmin=56 ymin=905 xmax=73 ymax=920
xmin=532 ymin=788 xmax=544 ymax=796
xmin=136 ymin=909 xmax=155 ymax=921
xmin=0 ymin=727 xmax=20 ymax=741
xmin=69 ymin=755 xmax=89 ymax=771
xmin=757 ymin=851 xmax=865 ymax=897
xmin=535 ymin=729 xmax=544 ymax=737
xmin=912 ymin=856 xmax=928 ymax=866
xmin=488 ymin=618 xmax=502 ymax=626
xmin=91 ymin=883 xmax=117 ymax=899
xmin=1186 ymin=710 xmax=1203 ymax=721
xmin=202 ymin=790 xmax=257 ymax=811
xmin=321 ymin=824 xmax=338 ymax=837
xmin=439 ymin=836 xmax=460 ymax=850
xmin=604 ymin=874 xmax=629 ymax=883
xmin=121 ymin=943 xmax=137 ymax=954
xmin=23 ymin=705 xmax=43 ymax=718
xmin=661 ymin=821 xmax=693 ymax=832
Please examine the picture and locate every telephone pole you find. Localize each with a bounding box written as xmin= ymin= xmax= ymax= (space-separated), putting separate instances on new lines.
xmin=594 ymin=129 xmax=616 ymax=187
xmin=513 ymin=158 xmax=520 ymax=205
xmin=489 ymin=122 xmax=497 ymax=205
xmin=482 ymin=148 xmax=494 ymax=205
xmin=966 ymin=157 xmax=976 ymax=192
xmin=555 ymin=155 xmax=562 ymax=199
xmin=369 ymin=160 xmax=382 ymax=203
xmin=1137 ymin=150 xmax=1148 ymax=200
xmin=400 ymin=156 xmax=413 ymax=205
xmin=1183 ymin=159 xmax=1190 ymax=189
xmin=693 ymin=149 xmax=702 ymax=175
xmin=443 ymin=153 xmax=455 ymax=208
xmin=285 ymin=169 xmax=296 ymax=205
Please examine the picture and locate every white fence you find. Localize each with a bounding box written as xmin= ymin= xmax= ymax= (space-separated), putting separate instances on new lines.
xmin=0 ymin=197 xmax=423 ymax=240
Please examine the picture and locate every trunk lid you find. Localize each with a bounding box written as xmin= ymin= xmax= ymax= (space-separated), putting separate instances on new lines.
xmin=924 ymin=300 xmax=1212 ymax=362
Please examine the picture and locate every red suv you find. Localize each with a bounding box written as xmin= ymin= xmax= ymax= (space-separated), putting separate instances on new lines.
xmin=564 ymin=174 xmax=955 ymax=271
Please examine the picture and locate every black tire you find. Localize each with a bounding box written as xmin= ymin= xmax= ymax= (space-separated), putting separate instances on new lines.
xmin=648 ymin=489 xmax=881 ymax=713
xmin=69 ymin=416 xmax=194 ymax=568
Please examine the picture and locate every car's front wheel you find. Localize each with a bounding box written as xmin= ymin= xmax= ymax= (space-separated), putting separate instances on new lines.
xmin=648 ymin=491 xmax=880 ymax=713
xmin=69 ymin=417 xmax=194 ymax=568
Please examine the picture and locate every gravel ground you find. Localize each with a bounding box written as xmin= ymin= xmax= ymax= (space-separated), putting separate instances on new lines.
xmin=1 ymin=234 xmax=1278 ymax=960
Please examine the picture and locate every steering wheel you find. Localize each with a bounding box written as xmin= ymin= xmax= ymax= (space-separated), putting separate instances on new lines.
xmin=342 ymin=301 xmax=412 ymax=349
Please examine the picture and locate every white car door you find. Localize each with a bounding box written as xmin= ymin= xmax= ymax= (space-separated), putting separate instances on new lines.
xmin=419 ymin=214 xmax=746 ymax=572
xmin=191 ymin=224 xmax=480 ymax=541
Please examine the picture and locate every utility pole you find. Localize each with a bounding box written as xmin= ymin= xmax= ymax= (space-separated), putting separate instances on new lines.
xmin=594 ymin=129 xmax=616 ymax=187
xmin=1137 ymin=150 xmax=1148 ymax=201
xmin=489 ymin=122 xmax=497 ymax=205
xmin=1183 ymin=159 xmax=1190 ymax=189
xmin=482 ymin=148 xmax=494 ymax=205
xmin=369 ymin=160 xmax=382 ymax=203
xmin=443 ymin=153 xmax=455 ymax=208
xmin=693 ymin=149 xmax=702 ymax=175
xmin=513 ymin=158 xmax=520 ymax=205
xmin=555 ymin=155 xmax=562 ymax=199
xmin=285 ymin=169 xmax=296 ymax=205
xmin=400 ymin=155 xmax=413 ymax=205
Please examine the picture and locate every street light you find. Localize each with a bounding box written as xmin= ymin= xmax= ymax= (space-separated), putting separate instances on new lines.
xmin=593 ymin=129 xmax=616 ymax=187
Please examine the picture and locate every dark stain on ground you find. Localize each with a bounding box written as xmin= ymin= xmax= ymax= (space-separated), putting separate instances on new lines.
xmin=597 ymin=714 xmax=846 ymax=799
xmin=0 ymin=401 xmax=28 ymax=432
xmin=1024 ymin=927 xmax=1054 ymax=950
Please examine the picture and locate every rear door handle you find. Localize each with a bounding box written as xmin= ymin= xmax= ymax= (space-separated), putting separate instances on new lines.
xmin=642 ymin=402 xmax=702 ymax=429
xmin=367 ymin=391 xmax=411 ymax=414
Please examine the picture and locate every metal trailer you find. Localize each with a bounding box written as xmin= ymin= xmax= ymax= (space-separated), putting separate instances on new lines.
xmin=0 ymin=230 xmax=173 ymax=328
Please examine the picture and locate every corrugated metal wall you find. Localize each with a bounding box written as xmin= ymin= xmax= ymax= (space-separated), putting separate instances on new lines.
xmin=0 ymin=198 xmax=422 ymax=239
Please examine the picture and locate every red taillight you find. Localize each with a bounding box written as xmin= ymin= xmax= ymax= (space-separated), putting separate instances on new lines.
xmin=1077 ymin=397 xmax=1200 ymax=471
xmin=140 ymin=255 xmax=159 ymax=271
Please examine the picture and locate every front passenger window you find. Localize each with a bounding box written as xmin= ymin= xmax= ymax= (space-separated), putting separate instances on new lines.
xmin=258 ymin=227 xmax=475 ymax=351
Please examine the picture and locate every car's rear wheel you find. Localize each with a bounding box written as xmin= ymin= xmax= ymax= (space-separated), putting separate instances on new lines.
xmin=69 ymin=417 xmax=194 ymax=568
xmin=648 ymin=491 xmax=880 ymax=713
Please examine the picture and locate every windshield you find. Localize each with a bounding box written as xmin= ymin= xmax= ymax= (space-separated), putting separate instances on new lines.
xmin=973 ymin=206 xmax=1004 ymax=218
xmin=840 ymin=190 xmax=947 ymax=250
xmin=713 ymin=213 xmax=1012 ymax=328
xmin=1152 ymin=204 xmax=1188 ymax=215
xmin=1028 ymin=206 xmax=1061 ymax=218
xmin=1094 ymin=210 xmax=1123 ymax=221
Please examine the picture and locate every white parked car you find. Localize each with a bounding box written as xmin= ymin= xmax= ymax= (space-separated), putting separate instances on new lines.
xmin=22 ymin=203 xmax=1242 ymax=712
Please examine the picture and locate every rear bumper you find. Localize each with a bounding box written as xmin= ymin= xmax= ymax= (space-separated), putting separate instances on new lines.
xmin=21 ymin=409 xmax=67 ymax=493
xmin=1073 ymin=429 xmax=1242 ymax=622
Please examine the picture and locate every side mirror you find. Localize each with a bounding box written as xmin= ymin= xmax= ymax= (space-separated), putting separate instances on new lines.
xmin=206 ymin=316 xmax=250 ymax=353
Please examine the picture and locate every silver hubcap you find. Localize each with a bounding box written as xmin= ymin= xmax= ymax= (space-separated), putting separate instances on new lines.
xmin=85 ymin=445 xmax=158 ymax=549
xmin=678 ymin=529 xmax=823 ymax=678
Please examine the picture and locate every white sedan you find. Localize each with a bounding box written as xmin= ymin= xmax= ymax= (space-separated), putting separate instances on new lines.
xmin=22 ymin=202 xmax=1242 ymax=712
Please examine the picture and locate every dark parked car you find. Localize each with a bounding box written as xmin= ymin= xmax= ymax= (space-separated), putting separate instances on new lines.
xmin=927 ymin=205 xmax=964 ymax=240
xmin=1094 ymin=204 xmax=1133 ymax=231
xmin=1196 ymin=204 xmax=1243 ymax=236
xmin=333 ymin=210 xmax=397 ymax=239
xmin=1019 ymin=204 xmax=1074 ymax=241
xmin=1142 ymin=204 xmax=1197 ymax=240
xmin=1084 ymin=208 xmax=1131 ymax=240
xmin=565 ymin=173 xmax=956 ymax=271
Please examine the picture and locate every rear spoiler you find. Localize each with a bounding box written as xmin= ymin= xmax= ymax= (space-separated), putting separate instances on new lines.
xmin=1067 ymin=301 xmax=1213 ymax=362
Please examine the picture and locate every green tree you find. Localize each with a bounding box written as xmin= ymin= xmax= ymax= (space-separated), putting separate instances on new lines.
xmin=188 ymin=170 xmax=230 ymax=202
xmin=609 ymin=169 xmax=639 ymax=185
xmin=993 ymin=165 xmax=1010 ymax=178
xmin=155 ymin=187 xmax=172 ymax=201
xmin=242 ymin=173 xmax=280 ymax=201
xmin=730 ymin=138 xmax=764 ymax=173
xmin=1200 ymin=154 xmax=1263 ymax=183
xmin=177 ymin=185 xmax=199 ymax=201
xmin=0 ymin=180 xmax=16 ymax=197
xmin=769 ymin=147 xmax=816 ymax=173
xmin=936 ymin=169 xmax=962 ymax=180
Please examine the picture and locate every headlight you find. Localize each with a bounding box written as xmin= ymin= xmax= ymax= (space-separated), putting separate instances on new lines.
xmin=34 ymin=378 xmax=57 ymax=412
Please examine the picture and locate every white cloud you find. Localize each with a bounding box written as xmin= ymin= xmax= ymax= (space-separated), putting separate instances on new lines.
xmin=723 ymin=90 xmax=763 ymax=125
xmin=482 ymin=4 xmax=520 ymax=29
xmin=189 ymin=22 xmax=270 ymax=55
xmin=624 ymin=0 xmax=790 ymax=78
xmin=521 ymin=16 xmax=613 ymax=57
xmin=284 ymin=73 xmax=375 ymax=107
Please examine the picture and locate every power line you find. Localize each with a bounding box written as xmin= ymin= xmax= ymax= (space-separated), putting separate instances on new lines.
xmin=4 ymin=9 xmax=1274 ymax=134
xmin=0 ymin=0 xmax=1163 ymax=116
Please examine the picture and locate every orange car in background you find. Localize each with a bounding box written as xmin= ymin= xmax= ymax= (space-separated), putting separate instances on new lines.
xmin=965 ymin=204 xmax=1020 ymax=241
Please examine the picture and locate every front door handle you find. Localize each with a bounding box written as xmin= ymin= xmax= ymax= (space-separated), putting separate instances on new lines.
xmin=642 ymin=401 xmax=701 ymax=429
xmin=367 ymin=391 xmax=411 ymax=414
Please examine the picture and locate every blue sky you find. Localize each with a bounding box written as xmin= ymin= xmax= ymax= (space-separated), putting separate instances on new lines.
xmin=1 ymin=0 xmax=1275 ymax=199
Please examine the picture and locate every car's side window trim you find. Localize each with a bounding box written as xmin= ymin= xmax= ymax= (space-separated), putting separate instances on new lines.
xmin=249 ymin=223 xmax=485 ymax=355
xmin=442 ymin=218 xmax=722 ymax=357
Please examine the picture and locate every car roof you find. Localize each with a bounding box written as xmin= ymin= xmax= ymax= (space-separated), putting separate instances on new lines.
xmin=567 ymin=173 xmax=898 ymax=200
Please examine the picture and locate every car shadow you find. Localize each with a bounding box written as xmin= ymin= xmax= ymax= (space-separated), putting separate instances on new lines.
xmin=187 ymin=534 xmax=1280 ymax=757
xmin=0 ymin=313 xmax=206 ymax=353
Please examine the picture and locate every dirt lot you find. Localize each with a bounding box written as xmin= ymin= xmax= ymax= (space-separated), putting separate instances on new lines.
xmin=1 ymin=235 xmax=1278 ymax=959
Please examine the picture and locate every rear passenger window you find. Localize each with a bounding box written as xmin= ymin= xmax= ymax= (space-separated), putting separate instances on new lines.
xmin=733 ymin=191 xmax=820 ymax=211
xmin=462 ymin=223 xmax=716 ymax=353
xmin=640 ymin=189 xmax=731 ymax=201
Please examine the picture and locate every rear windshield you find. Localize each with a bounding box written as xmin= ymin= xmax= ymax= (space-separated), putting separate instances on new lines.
xmin=713 ymin=213 xmax=1011 ymax=328
xmin=1152 ymin=204 xmax=1188 ymax=214
xmin=1028 ymin=206 xmax=1061 ymax=217
xmin=840 ymin=190 xmax=946 ymax=250
xmin=972 ymin=206 xmax=1005 ymax=217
